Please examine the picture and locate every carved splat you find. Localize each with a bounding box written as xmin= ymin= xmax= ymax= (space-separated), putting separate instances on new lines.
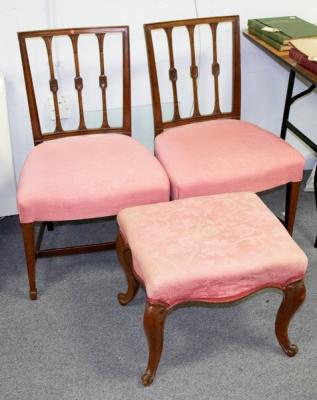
xmin=169 ymin=67 xmax=177 ymax=82
xmin=96 ymin=32 xmax=109 ymax=128
xmin=210 ymin=23 xmax=221 ymax=115
xmin=49 ymin=78 xmax=58 ymax=93
xmin=187 ymin=24 xmax=200 ymax=117
xmin=164 ymin=27 xmax=180 ymax=121
xmin=212 ymin=62 xmax=220 ymax=77
xmin=99 ymin=75 xmax=107 ymax=89
xmin=74 ymin=76 xmax=83 ymax=91
xmin=190 ymin=65 xmax=198 ymax=79
xmin=42 ymin=36 xmax=63 ymax=133
xmin=69 ymin=33 xmax=86 ymax=130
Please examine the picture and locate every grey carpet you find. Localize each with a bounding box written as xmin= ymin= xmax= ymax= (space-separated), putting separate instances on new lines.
xmin=1 ymin=172 xmax=316 ymax=400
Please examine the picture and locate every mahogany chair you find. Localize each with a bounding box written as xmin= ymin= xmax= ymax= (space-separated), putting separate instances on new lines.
xmin=17 ymin=26 xmax=169 ymax=300
xmin=144 ymin=15 xmax=305 ymax=235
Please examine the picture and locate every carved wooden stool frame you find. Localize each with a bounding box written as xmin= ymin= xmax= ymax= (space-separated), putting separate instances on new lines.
xmin=116 ymin=233 xmax=306 ymax=386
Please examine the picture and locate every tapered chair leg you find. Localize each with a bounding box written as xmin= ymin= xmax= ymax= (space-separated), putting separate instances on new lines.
xmin=142 ymin=302 xmax=169 ymax=386
xmin=116 ymin=234 xmax=140 ymax=305
xmin=21 ymin=223 xmax=37 ymax=300
xmin=285 ymin=181 xmax=300 ymax=235
xmin=275 ymin=280 xmax=306 ymax=356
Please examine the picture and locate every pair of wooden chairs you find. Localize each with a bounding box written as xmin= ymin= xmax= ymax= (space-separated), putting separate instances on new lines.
xmin=17 ymin=16 xmax=307 ymax=385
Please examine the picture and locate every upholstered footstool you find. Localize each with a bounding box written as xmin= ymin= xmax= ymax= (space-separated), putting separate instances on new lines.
xmin=116 ymin=192 xmax=308 ymax=386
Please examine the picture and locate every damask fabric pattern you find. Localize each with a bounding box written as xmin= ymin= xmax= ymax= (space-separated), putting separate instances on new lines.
xmin=155 ymin=119 xmax=305 ymax=200
xmin=118 ymin=192 xmax=308 ymax=306
xmin=17 ymin=134 xmax=170 ymax=223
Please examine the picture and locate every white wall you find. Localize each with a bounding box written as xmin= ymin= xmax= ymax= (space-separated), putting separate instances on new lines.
xmin=0 ymin=0 xmax=316 ymax=188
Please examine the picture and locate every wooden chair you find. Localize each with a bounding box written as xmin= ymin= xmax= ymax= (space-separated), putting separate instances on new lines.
xmin=144 ymin=15 xmax=305 ymax=235
xmin=17 ymin=26 xmax=169 ymax=300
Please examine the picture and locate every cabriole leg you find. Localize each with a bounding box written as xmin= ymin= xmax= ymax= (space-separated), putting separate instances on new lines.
xmin=142 ymin=302 xmax=169 ymax=386
xmin=275 ymin=280 xmax=306 ymax=356
xmin=116 ymin=233 xmax=140 ymax=305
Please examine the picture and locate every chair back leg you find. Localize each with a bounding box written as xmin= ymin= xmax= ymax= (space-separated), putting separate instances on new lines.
xmin=285 ymin=181 xmax=300 ymax=235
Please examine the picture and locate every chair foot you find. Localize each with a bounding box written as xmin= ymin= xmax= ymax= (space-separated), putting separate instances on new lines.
xmin=141 ymin=371 xmax=155 ymax=387
xmin=275 ymin=280 xmax=306 ymax=356
xmin=142 ymin=302 xmax=168 ymax=386
xmin=116 ymin=233 xmax=140 ymax=305
xmin=21 ymin=223 xmax=38 ymax=300
xmin=314 ymin=236 xmax=317 ymax=248
xmin=29 ymin=289 xmax=38 ymax=300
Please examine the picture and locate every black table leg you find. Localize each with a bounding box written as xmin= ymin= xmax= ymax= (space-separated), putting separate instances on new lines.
xmin=311 ymin=87 xmax=317 ymax=247
xmin=281 ymin=69 xmax=295 ymax=140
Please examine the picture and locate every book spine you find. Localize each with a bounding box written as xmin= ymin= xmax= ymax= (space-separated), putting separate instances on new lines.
xmin=248 ymin=19 xmax=289 ymax=44
xmin=248 ymin=28 xmax=290 ymax=51
xmin=289 ymin=48 xmax=317 ymax=74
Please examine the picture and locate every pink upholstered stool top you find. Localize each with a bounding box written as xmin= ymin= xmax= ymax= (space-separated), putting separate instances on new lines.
xmin=117 ymin=192 xmax=308 ymax=306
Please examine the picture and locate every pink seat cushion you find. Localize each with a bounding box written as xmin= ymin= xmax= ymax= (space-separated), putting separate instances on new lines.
xmin=17 ymin=134 xmax=170 ymax=223
xmin=118 ymin=192 xmax=307 ymax=306
xmin=155 ymin=119 xmax=305 ymax=199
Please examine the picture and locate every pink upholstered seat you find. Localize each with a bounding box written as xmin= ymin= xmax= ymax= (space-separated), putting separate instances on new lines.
xmin=118 ymin=192 xmax=307 ymax=306
xmin=155 ymin=119 xmax=305 ymax=200
xmin=18 ymin=134 xmax=170 ymax=223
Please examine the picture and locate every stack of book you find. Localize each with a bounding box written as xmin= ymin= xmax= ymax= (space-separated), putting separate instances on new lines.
xmin=289 ymin=38 xmax=317 ymax=75
xmin=248 ymin=16 xmax=317 ymax=52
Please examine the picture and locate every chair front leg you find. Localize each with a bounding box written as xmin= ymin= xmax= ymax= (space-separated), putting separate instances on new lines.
xmin=285 ymin=181 xmax=300 ymax=235
xmin=275 ymin=280 xmax=306 ymax=356
xmin=21 ymin=223 xmax=37 ymax=300
xmin=142 ymin=301 xmax=169 ymax=386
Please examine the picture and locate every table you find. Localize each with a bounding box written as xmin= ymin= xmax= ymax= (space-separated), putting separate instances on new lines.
xmin=243 ymin=31 xmax=317 ymax=246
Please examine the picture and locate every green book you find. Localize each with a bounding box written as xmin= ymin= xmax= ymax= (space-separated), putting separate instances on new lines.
xmin=248 ymin=19 xmax=290 ymax=44
xmin=250 ymin=16 xmax=317 ymax=44
xmin=248 ymin=27 xmax=290 ymax=51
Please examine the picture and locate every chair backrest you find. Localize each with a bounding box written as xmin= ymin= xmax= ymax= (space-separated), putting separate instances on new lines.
xmin=144 ymin=16 xmax=241 ymax=136
xmin=18 ymin=26 xmax=131 ymax=145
